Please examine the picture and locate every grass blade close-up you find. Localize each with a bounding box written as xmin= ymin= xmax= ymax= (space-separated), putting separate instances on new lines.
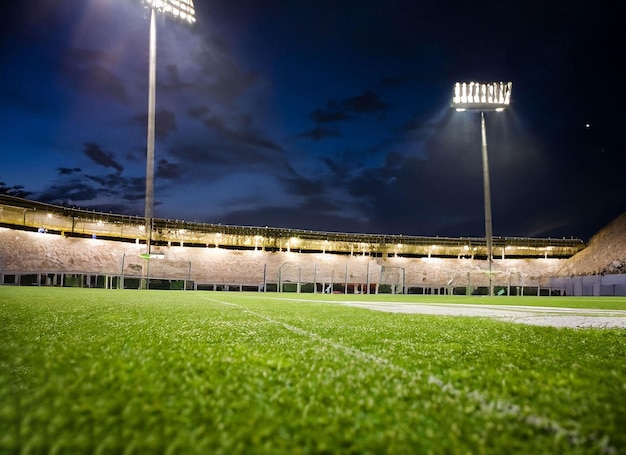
xmin=1 ymin=287 xmax=625 ymax=454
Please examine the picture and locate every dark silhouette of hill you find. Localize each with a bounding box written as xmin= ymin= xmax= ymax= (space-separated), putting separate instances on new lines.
xmin=557 ymin=213 xmax=626 ymax=276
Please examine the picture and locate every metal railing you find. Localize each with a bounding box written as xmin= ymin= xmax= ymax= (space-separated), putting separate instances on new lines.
xmin=0 ymin=194 xmax=586 ymax=258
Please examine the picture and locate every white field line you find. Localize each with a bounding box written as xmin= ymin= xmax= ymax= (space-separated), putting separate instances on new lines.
xmin=269 ymin=298 xmax=626 ymax=329
xmin=201 ymin=296 xmax=603 ymax=450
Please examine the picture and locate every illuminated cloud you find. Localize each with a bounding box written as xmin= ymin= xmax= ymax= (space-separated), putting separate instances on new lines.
xmin=83 ymin=143 xmax=124 ymax=174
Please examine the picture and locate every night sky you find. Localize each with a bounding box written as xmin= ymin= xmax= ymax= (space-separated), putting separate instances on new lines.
xmin=1 ymin=0 xmax=623 ymax=242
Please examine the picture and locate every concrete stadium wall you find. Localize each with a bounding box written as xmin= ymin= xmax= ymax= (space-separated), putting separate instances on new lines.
xmin=549 ymin=274 xmax=626 ymax=296
xmin=1 ymin=227 xmax=566 ymax=292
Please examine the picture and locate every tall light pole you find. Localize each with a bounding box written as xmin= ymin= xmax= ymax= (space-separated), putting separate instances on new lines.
xmin=452 ymin=81 xmax=512 ymax=296
xmin=142 ymin=0 xmax=196 ymax=256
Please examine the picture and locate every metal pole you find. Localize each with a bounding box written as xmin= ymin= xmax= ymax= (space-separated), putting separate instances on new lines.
xmin=402 ymin=268 xmax=406 ymax=294
xmin=366 ymin=261 xmax=370 ymax=294
xmin=480 ymin=111 xmax=493 ymax=296
xmin=145 ymin=7 xmax=157 ymax=257
xmin=120 ymin=252 xmax=125 ymax=290
xmin=297 ymin=268 xmax=301 ymax=293
xmin=263 ymin=263 xmax=267 ymax=292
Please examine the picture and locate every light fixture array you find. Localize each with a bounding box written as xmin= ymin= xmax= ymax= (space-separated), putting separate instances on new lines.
xmin=143 ymin=0 xmax=196 ymax=23
xmin=452 ymin=81 xmax=512 ymax=111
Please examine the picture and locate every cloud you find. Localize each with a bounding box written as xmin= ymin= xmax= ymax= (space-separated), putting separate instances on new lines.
xmin=188 ymin=105 xmax=210 ymax=119
xmin=60 ymin=49 xmax=129 ymax=103
xmin=84 ymin=173 xmax=144 ymax=201
xmin=310 ymin=109 xmax=349 ymax=124
xmin=298 ymin=89 xmax=390 ymax=141
xmin=218 ymin=203 xmax=365 ymax=233
xmin=342 ymin=90 xmax=388 ymax=113
xmin=190 ymin=34 xmax=262 ymax=108
xmin=36 ymin=173 xmax=146 ymax=215
xmin=154 ymin=110 xmax=178 ymax=140
xmin=0 ymin=183 xmax=32 ymax=198
xmin=379 ymin=74 xmax=420 ymax=87
xmin=297 ymin=126 xmax=341 ymax=141
xmin=130 ymin=109 xmax=178 ymax=140
xmin=278 ymin=175 xmax=325 ymax=197
xmin=83 ymin=142 xmax=124 ymax=174
xmin=308 ymin=89 xmax=389 ymax=127
xmin=166 ymin=108 xmax=289 ymax=174
xmin=58 ymin=167 xmax=81 ymax=175
xmin=156 ymin=159 xmax=183 ymax=180
xmin=202 ymin=114 xmax=284 ymax=153
xmin=38 ymin=179 xmax=100 ymax=204
xmin=322 ymin=157 xmax=344 ymax=176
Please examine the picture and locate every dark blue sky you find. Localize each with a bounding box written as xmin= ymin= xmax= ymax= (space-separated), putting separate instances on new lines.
xmin=1 ymin=0 xmax=623 ymax=241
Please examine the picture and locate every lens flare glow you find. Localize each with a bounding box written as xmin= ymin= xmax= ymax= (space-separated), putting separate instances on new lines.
xmin=143 ymin=0 xmax=196 ymax=23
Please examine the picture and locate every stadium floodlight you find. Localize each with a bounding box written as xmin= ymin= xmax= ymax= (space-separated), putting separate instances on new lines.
xmin=143 ymin=0 xmax=196 ymax=24
xmin=452 ymin=81 xmax=512 ymax=112
xmin=452 ymin=81 xmax=512 ymax=296
xmin=141 ymin=0 xmax=195 ymax=259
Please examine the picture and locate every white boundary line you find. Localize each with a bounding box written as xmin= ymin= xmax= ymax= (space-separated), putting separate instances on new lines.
xmin=201 ymin=295 xmax=607 ymax=450
xmin=264 ymin=297 xmax=626 ymax=329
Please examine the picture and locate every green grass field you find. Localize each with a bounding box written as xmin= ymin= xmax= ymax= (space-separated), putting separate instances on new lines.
xmin=1 ymin=287 xmax=625 ymax=454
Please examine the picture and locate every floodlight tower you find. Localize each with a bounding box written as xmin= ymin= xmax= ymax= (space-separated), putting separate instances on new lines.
xmin=452 ymin=81 xmax=512 ymax=296
xmin=142 ymin=0 xmax=196 ymax=255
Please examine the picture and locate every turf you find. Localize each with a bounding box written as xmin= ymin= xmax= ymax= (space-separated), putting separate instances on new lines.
xmin=1 ymin=287 xmax=625 ymax=454
xmin=268 ymin=293 xmax=626 ymax=310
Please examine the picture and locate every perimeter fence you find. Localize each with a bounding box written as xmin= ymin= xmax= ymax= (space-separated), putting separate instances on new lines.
xmin=4 ymin=262 xmax=623 ymax=295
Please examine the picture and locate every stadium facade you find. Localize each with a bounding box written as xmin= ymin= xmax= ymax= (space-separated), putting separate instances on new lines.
xmin=2 ymin=194 xmax=609 ymax=296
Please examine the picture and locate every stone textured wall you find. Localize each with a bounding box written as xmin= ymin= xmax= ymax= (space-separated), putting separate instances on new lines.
xmin=556 ymin=212 xmax=626 ymax=276
xmin=0 ymin=228 xmax=565 ymax=288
